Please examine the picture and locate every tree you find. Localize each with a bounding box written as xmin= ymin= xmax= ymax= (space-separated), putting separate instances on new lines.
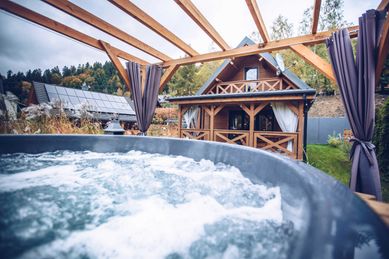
xmin=167 ymin=64 xmax=198 ymax=96
xmin=270 ymin=15 xmax=294 ymax=40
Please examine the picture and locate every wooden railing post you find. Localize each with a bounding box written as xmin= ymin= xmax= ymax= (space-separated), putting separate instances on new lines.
xmin=209 ymin=105 xmax=215 ymax=141
xmin=249 ymin=104 xmax=255 ymax=147
xmin=178 ymin=104 xmax=182 ymax=138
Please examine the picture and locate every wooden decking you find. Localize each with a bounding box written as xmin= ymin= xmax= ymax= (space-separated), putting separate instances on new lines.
xmin=355 ymin=192 xmax=389 ymax=226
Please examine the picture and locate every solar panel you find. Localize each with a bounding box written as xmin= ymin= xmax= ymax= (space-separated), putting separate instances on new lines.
xmin=43 ymin=84 xmax=135 ymax=116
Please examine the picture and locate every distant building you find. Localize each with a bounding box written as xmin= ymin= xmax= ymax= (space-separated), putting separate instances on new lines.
xmin=28 ymin=82 xmax=137 ymax=127
xmin=0 ymin=91 xmax=19 ymax=120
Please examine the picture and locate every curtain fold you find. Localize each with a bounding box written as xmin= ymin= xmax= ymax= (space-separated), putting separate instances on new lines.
xmin=126 ymin=62 xmax=162 ymax=134
xmin=271 ymin=102 xmax=298 ymax=152
xmin=326 ymin=10 xmax=382 ymax=200
xmin=183 ymin=106 xmax=199 ymax=129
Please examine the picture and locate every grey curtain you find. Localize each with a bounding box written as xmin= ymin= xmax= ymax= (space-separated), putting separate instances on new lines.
xmin=127 ymin=62 xmax=162 ymax=134
xmin=326 ymin=10 xmax=382 ymax=200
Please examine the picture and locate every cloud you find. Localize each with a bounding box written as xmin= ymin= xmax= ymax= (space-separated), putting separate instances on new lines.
xmin=0 ymin=0 xmax=381 ymax=75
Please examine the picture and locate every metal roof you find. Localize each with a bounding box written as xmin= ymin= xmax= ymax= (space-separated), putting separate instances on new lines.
xmin=195 ymin=36 xmax=314 ymax=95
xmin=32 ymin=82 xmax=136 ymax=122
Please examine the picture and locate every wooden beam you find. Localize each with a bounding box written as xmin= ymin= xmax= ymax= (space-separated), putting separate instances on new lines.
xmin=245 ymin=0 xmax=270 ymax=43
xmin=376 ymin=10 xmax=389 ymax=85
xmin=290 ymin=44 xmax=336 ymax=83
xmin=0 ymin=1 xmax=147 ymax=65
xmin=378 ymin=0 xmax=389 ymax=10
xmin=174 ymin=0 xmax=229 ymax=50
xmin=160 ymin=65 xmax=179 ymax=90
xmin=312 ymin=0 xmax=322 ymax=34
xmin=43 ymin=0 xmax=171 ymax=61
xmin=109 ymin=0 xmax=199 ymax=57
xmin=160 ymin=26 xmax=359 ymax=67
xmin=168 ymin=94 xmax=315 ymax=105
xmin=99 ymin=40 xmax=131 ymax=90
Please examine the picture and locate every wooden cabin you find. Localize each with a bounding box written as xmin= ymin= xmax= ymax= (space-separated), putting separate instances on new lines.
xmin=168 ymin=37 xmax=316 ymax=160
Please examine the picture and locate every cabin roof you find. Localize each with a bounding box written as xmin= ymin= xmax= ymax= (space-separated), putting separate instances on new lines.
xmin=168 ymin=88 xmax=316 ymax=102
xmin=195 ymin=36 xmax=313 ymax=96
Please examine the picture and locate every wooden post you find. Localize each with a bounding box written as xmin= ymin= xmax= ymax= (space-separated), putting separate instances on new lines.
xmin=249 ymin=104 xmax=255 ymax=147
xmin=178 ymin=104 xmax=182 ymax=138
xmin=210 ymin=105 xmax=215 ymax=141
xmin=297 ymin=102 xmax=304 ymax=160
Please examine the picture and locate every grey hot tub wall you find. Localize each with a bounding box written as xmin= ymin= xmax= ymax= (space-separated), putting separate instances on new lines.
xmin=0 ymin=135 xmax=388 ymax=259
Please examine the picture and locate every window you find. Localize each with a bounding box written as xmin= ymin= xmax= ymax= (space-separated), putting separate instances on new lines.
xmin=244 ymin=67 xmax=258 ymax=80
xmin=228 ymin=111 xmax=249 ymax=130
xmin=244 ymin=67 xmax=259 ymax=92
xmin=254 ymin=105 xmax=280 ymax=131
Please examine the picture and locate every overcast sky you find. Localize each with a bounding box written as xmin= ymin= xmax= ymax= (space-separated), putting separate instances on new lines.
xmin=0 ymin=0 xmax=380 ymax=75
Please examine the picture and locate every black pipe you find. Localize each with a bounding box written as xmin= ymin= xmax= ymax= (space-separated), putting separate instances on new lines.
xmin=303 ymin=94 xmax=308 ymax=162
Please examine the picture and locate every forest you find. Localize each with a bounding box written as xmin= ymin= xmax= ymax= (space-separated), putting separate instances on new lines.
xmin=1 ymin=0 xmax=388 ymax=105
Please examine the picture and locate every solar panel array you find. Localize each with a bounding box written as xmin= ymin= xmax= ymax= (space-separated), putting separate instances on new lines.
xmin=44 ymin=84 xmax=135 ymax=115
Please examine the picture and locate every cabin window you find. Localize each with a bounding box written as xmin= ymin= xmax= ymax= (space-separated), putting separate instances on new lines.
xmin=244 ymin=67 xmax=258 ymax=80
xmin=228 ymin=111 xmax=249 ymax=130
xmin=244 ymin=67 xmax=259 ymax=92
xmin=254 ymin=105 xmax=279 ymax=131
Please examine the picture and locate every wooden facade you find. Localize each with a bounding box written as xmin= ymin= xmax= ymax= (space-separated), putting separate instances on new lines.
xmin=169 ymin=43 xmax=315 ymax=160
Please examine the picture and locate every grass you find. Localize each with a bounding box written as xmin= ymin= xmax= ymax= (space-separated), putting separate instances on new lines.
xmin=307 ymin=144 xmax=389 ymax=202
xmin=306 ymin=144 xmax=351 ymax=185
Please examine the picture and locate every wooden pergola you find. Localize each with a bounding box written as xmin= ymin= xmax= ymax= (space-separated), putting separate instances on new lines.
xmin=0 ymin=0 xmax=388 ymax=91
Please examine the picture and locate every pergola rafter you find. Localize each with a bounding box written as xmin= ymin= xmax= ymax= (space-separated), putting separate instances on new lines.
xmin=1 ymin=0 xmax=388 ymax=90
xmin=160 ymin=26 xmax=359 ymax=67
xmin=245 ymin=0 xmax=270 ymax=43
xmin=290 ymin=44 xmax=336 ymax=83
xmin=108 ymin=0 xmax=199 ymax=57
xmin=174 ymin=0 xmax=230 ymax=50
xmin=312 ymin=0 xmax=322 ymax=34
xmin=99 ymin=40 xmax=131 ymax=90
xmin=42 ymin=0 xmax=171 ymax=61
xmin=0 ymin=1 xmax=147 ymax=65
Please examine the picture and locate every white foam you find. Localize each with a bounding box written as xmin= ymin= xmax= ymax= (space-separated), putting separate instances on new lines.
xmin=22 ymin=193 xmax=281 ymax=259
xmin=1 ymin=150 xmax=286 ymax=258
xmin=0 ymin=165 xmax=88 ymax=192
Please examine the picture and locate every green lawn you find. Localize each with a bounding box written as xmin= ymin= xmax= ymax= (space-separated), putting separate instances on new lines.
xmin=306 ymin=144 xmax=389 ymax=202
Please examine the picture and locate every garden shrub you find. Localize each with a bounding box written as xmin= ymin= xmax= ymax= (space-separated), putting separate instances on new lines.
xmin=327 ymin=133 xmax=342 ymax=147
xmin=374 ymin=98 xmax=389 ymax=182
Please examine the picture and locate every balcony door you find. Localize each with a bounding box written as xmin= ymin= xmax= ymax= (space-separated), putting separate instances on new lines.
xmin=244 ymin=67 xmax=258 ymax=91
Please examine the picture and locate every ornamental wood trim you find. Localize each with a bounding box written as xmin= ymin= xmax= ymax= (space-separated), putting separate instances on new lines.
xmin=207 ymin=78 xmax=295 ymax=94
xmin=253 ymin=131 xmax=298 ymax=158
xmin=181 ymin=129 xmax=210 ymax=140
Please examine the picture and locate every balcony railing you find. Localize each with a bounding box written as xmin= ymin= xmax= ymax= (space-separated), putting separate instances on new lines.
xmin=180 ymin=129 xmax=298 ymax=159
xmin=181 ymin=129 xmax=210 ymax=140
xmin=206 ymin=78 xmax=295 ymax=95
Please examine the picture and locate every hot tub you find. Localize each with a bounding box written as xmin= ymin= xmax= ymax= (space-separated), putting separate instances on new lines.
xmin=0 ymin=134 xmax=388 ymax=259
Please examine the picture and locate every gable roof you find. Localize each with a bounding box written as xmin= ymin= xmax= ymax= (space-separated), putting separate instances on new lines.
xmin=195 ymin=36 xmax=312 ymax=95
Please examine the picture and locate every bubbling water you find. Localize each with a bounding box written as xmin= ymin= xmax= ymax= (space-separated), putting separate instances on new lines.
xmin=0 ymin=151 xmax=295 ymax=259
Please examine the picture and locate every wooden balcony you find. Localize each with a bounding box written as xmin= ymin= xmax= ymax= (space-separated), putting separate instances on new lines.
xmin=181 ymin=128 xmax=298 ymax=159
xmin=206 ymin=78 xmax=295 ymax=95
xmin=181 ymin=129 xmax=210 ymax=140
